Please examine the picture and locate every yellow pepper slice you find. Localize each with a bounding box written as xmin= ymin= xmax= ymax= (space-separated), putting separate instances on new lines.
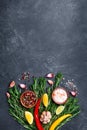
xmin=49 ymin=114 xmax=72 ymax=130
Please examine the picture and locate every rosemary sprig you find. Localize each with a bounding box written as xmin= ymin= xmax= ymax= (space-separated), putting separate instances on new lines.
xmin=31 ymin=77 xmax=46 ymax=97
xmin=53 ymin=73 xmax=63 ymax=89
xmin=8 ymin=86 xmax=37 ymax=130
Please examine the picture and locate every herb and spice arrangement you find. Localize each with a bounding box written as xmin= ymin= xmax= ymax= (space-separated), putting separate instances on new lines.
xmin=6 ymin=72 xmax=80 ymax=130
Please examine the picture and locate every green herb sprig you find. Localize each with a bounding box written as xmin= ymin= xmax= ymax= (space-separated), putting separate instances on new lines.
xmin=7 ymin=73 xmax=80 ymax=130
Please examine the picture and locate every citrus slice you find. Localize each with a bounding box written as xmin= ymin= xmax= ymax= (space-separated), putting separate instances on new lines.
xmin=42 ymin=93 xmax=48 ymax=107
xmin=25 ymin=111 xmax=33 ymax=124
xmin=56 ymin=105 xmax=65 ymax=115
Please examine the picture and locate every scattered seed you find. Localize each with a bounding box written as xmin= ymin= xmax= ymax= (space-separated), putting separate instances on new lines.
xmin=65 ymin=80 xmax=78 ymax=93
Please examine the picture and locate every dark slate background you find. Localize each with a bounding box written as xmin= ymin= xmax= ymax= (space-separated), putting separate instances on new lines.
xmin=0 ymin=0 xmax=87 ymax=130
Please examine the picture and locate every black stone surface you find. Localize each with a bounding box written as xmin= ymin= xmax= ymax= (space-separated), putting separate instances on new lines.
xmin=0 ymin=0 xmax=87 ymax=130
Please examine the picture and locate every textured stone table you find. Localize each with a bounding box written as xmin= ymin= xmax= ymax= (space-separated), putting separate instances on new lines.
xmin=0 ymin=0 xmax=87 ymax=130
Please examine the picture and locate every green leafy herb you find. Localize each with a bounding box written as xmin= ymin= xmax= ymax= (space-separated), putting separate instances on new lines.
xmin=7 ymin=73 xmax=80 ymax=130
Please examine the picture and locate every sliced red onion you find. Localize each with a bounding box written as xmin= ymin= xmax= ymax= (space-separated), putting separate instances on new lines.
xmin=46 ymin=73 xmax=54 ymax=78
xmin=6 ymin=92 xmax=10 ymax=98
xmin=19 ymin=84 xmax=26 ymax=89
xmin=9 ymin=81 xmax=15 ymax=88
xmin=47 ymin=80 xmax=54 ymax=85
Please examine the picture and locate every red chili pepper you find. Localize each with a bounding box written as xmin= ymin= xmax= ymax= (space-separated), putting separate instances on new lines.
xmin=34 ymin=98 xmax=44 ymax=130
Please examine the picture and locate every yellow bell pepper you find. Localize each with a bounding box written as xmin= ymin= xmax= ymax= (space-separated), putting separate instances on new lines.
xmin=49 ymin=114 xmax=72 ymax=130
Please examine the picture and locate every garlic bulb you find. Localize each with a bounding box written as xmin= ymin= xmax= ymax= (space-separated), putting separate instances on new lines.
xmin=40 ymin=111 xmax=52 ymax=124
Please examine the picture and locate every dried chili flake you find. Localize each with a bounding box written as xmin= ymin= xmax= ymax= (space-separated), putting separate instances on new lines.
xmin=21 ymin=72 xmax=30 ymax=80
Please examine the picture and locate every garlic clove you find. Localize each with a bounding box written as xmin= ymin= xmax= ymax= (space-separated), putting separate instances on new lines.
xmin=47 ymin=80 xmax=54 ymax=85
xmin=6 ymin=92 xmax=10 ymax=98
xmin=43 ymin=121 xmax=47 ymax=124
xmin=46 ymin=73 xmax=54 ymax=78
xmin=9 ymin=81 xmax=15 ymax=88
xmin=70 ymin=91 xmax=77 ymax=97
xmin=42 ymin=111 xmax=46 ymax=115
xmin=19 ymin=84 xmax=26 ymax=89
xmin=47 ymin=119 xmax=50 ymax=123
